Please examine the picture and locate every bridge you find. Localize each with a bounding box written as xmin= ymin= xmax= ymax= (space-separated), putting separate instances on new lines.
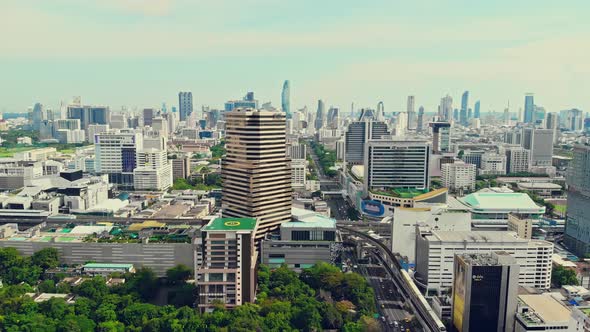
xmin=338 ymin=225 xmax=446 ymax=332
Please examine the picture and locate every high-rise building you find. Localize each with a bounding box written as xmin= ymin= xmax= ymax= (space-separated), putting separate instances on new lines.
xmin=480 ymin=153 xmax=507 ymax=175
xmin=133 ymin=149 xmax=173 ymax=191
xmin=524 ymin=94 xmax=535 ymax=124
xmin=452 ymin=252 xmax=519 ymax=332
xmin=474 ymin=100 xmax=481 ymax=119
xmin=546 ymin=112 xmax=559 ymax=144
xmin=376 ymin=101 xmax=385 ymax=121
xmin=564 ymin=144 xmax=590 ymax=256
xmin=439 ymin=95 xmax=453 ymax=121
xmin=415 ymin=230 xmax=553 ymax=293
xmin=344 ymin=120 xmax=390 ymax=164
xmin=289 ymin=159 xmax=306 ymax=189
xmin=460 ymin=91 xmax=469 ymax=126
xmin=225 ymin=92 xmax=258 ymax=112
xmin=430 ymin=122 xmax=451 ymax=154
xmin=417 ymin=106 xmax=425 ymax=132
xmin=326 ymin=107 xmax=340 ymax=129
xmin=222 ymin=109 xmax=291 ymax=239
xmin=67 ymin=105 xmax=110 ymax=130
xmin=94 ymin=132 xmax=143 ymax=188
xmin=281 ymin=80 xmax=290 ymax=119
xmin=314 ymin=99 xmax=325 ymax=130
xmin=172 ymin=156 xmax=191 ymax=180
xmin=142 ymin=108 xmax=155 ymax=127
xmin=197 ymin=217 xmax=258 ymax=311
xmin=461 ymin=150 xmax=485 ymax=169
xmin=442 ymin=161 xmax=476 ymax=193
xmin=32 ymin=103 xmax=43 ymax=131
xmin=529 ymin=129 xmax=554 ymax=167
xmin=560 ymin=108 xmax=584 ymax=131
xmin=505 ymin=146 xmax=530 ymax=173
xmin=407 ymin=96 xmax=416 ymax=129
xmin=363 ymin=139 xmax=430 ymax=193
xmin=178 ymin=92 xmax=193 ymax=122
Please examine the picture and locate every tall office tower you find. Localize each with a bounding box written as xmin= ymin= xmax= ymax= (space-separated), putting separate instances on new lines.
xmin=524 ymin=93 xmax=535 ymax=124
xmin=524 ymin=128 xmax=553 ymax=167
xmin=474 ymin=100 xmax=481 ymax=118
xmin=564 ymin=144 xmax=590 ymax=256
xmin=197 ymin=217 xmax=258 ymax=311
xmin=363 ymin=139 xmax=430 ymax=193
xmin=376 ymin=101 xmax=384 ymax=121
xmin=161 ymin=102 xmax=167 ymax=114
xmin=314 ymin=99 xmax=325 ymax=130
xmin=395 ymin=112 xmax=408 ymax=136
xmin=452 ymin=252 xmax=519 ymax=332
xmin=178 ymin=91 xmax=193 ymax=122
xmin=66 ymin=105 xmax=110 ymax=130
xmin=142 ymin=108 xmax=155 ymax=127
xmin=546 ymin=112 xmax=559 ymax=144
xmin=417 ymin=106 xmax=425 ymax=132
xmin=505 ymin=146 xmax=530 ymax=173
xmin=460 ymin=91 xmax=469 ymax=126
xmin=407 ymin=96 xmax=416 ymax=129
xmin=350 ymin=102 xmax=354 ymax=118
xmin=344 ymin=120 xmax=390 ymax=164
xmin=222 ymin=109 xmax=291 ymax=239
xmin=39 ymin=120 xmax=54 ymax=140
xmin=32 ymin=103 xmax=43 ymax=131
xmin=281 ymin=80 xmax=291 ymax=119
xmin=430 ymin=122 xmax=451 ymax=154
xmin=560 ymin=108 xmax=584 ymax=131
xmin=453 ymin=109 xmax=459 ymax=122
xmin=326 ymin=107 xmax=340 ymax=129
xmin=151 ymin=117 xmax=169 ymax=138
xmin=503 ymin=107 xmax=510 ymax=125
xmin=172 ymin=156 xmax=191 ymax=180
xmin=134 ymin=148 xmax=173 ymax=191
xmin=94 ymin=132 xmax=143 ymax=188
xmin=439 ymin=95 xmax=453 ymax=121
xmin=55 ymin=119 xmax=81 ymax=131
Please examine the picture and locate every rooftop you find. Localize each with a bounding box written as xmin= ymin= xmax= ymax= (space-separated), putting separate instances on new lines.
xmin=427 ymin=230 xmax=528 ymax=243
xmin=83 ymin=263 xmax=134 ymax=269
xmin=203 ymin=217 xmax=257 ymax=232
xmin=371 ymin=188 xmax=429 ymax=198
xmin=281 ymin=219 xmax=335 ymax=229
xmin=519 ymin=294 xmax=572 ymax=323
xmin=460 ymin=192 xmax=544 ymax=211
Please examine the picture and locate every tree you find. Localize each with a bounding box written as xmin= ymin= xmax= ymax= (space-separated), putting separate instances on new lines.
xmin=75 ymin=277 xmax=109 ymax=301
xmin=38 ymin=279 xmax=56 ymax=293
xmin=166 ymin=265 xmax=192 ymax=285
xmin=552 ymin=265 xmax=579 ymax=287
xmin=32 ymin=248 xmax=60 ymax=270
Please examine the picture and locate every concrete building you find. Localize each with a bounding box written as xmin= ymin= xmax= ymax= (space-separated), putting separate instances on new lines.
xmin=391 ymin=204 xmax=471 ymax=263
xmin=133 ymin=149 xmax=172 ymax=191
xmin=415 ymin=230 xmax=553 ymax=294
xmin=564 ymin=144 xmax=590 ymax=256
xmin=441 ymin=161 xmax=476 ymax=194
xmin=507 ymin=213 xmax=534 ymax=239
xmin=94 ymin=132 xmax=143 ymax=188
xmin=289 ymin=159 xmax=306 ymax=189
xmin=87 ymin=124 xmax=110 ymax=142
xmin=430 ymin=122 xmax=452 ymax=154
xmin=505 ymin=146 xmax=531 ymax=174
xmin=459 ymin=192 xmax=545 ymax=228
xmin=222 ymin=109 xmax=291 ymax=239
xmin=461 ymin=150 xmax=485 ymax=169
xmin=480 ymin=153 xmax=507 ymax=175
xmin=0 ymin=159 xmax=43 ymax=190
xmin=178 ymin=91 xmax=193 ymax=122
xmin=196 ymin=217 xmax=258 ymax=312
xmin=363 ymin=139 xmax=430 ymax=193
xmin=261 ymin=211 xmax=339 ymax=271
xmin=67 ymin=105 xmax=110 ymax=130
xmin=171 ymin=156 xmax=191 ymax=180
xmin=286 ymin=142 xmax=306 ymax=160
xmin=515 ymin=294 xmax=575 ymax=331
xmin=344 ymin=120 xmax=390 ymax=164
xmin=452 ymin=252 xmax=519 ymax=332
xmin=571 ymin=305 xmax=590 ymax=331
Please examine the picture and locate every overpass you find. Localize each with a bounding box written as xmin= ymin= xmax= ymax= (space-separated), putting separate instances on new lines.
xmin=338 ymin=225 xmax=446 ymax=332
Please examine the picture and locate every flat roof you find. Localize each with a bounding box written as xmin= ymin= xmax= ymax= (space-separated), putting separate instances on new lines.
xmin=203 ymin=217 xmax=257 ymax=232
xmin=519 ymin=294 xmax=572 ymax=323
xmin=281 ymin=219 xmax=335 ymax=229
xmin=517 ymin=182 xmax=562 ymax=189
xmin=428 ymin=230 xmax=526 ymax=243
xmin=460 ymin=192 xmax=544 ymax=211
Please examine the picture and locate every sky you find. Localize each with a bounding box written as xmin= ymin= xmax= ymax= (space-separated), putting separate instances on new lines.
xmin=1 ymin=0 xmax=589 ymax=115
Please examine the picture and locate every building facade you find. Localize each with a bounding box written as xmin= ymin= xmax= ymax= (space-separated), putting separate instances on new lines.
xmin=441 ymin=162 xmax=476 ymax=193
xmin=564 ymin=144 xmax=590 ymax=256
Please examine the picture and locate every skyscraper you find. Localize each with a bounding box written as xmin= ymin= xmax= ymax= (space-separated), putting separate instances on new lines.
xmin=430 ymin=122 xmax=451 ymax=154
xmin=376 ymin=101 xmax=384 ymax=121
xmin=178 ymin=91 xmax=193 ymax=122
xmin=94 ymin=132 xmax=143 ymax=188
xmin=474 ymin=100 xmax=481 ymax=119
xmin=452 ymin=252 xmax=519 ymax=332
xmin=314 ymin=99 xmax=325 ymax=130
xmin=417 ymin=106 xmax=425 ymax=133
xmin=143 ymin=108 xmax=155 ymax=127
xmin=67 ymin=105 xmax=110 ymax=131
xmin=524 ymin=93 xmax=535 ymax=124
xmin=407 ymin=96 xmax=416 ymax=129
xmin=460 ymin=91 xmax=469 ymax=126
xmin=32 ymin=103 xmax=43 ymax=131
xmin=281 ymin=80 xmax=291 ymax=119
xmin=222 ymin=109 xmax=291 ymax=239
xmin=564 ymin=144 xmax=590 ymax=256
xmin=439 ymin=95 xmax=453 ymax=121
xmin=344 ymin=120 xmax=390 ymax=164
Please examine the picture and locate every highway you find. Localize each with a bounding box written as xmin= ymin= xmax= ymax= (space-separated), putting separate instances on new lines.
xmin=338 ymin=225 xmax=446 ymax=332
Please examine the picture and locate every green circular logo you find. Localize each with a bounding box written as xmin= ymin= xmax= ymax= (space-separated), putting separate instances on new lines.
xmin=224 ymin=220 xmax=241 ymax=227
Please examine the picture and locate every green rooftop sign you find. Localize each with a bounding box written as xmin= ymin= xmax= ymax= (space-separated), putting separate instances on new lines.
xmin=203 ymin=218 xmax=257 ymax=231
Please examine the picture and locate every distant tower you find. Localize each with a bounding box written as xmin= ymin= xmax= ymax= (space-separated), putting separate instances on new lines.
xmin=417 ymin=106 xmax=425 ymax=132
xmin=439 ymin=95 xmax=453 ymax=121
xmin=178 ymin=92 xmax=193 ymax=122
xmin=407 ymin=96 xmax=416 ymax=129
xmin=377 ymin=101 xmax=384 ymax=121
xmin=460 ymin=91 xmax=469 ymax=126
xmin=524 ymin=93 xmax=535 ymax=124
xmin=32 ymin=102 xmax=43 ymax=131
xmin=281 ymin=80 xmax=291 ymax=119
xmin=315 ymin=100 xmax=325 ymax=130
xmin=474 ymin=100 xmax=481 ymax=119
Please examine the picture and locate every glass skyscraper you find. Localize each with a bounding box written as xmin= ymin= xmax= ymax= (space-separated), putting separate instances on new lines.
xmin=460 ymin=91 xmax=469 ymax=126
xmin=564 ymin=144 xmax=590 ymax=256
xmin=474 ymin=100 xmax=481 ymax=119
xmin=524 ymin=93 xmax=534 ymax=123
xmin=281 ymin=80 xmax=291 ymax=119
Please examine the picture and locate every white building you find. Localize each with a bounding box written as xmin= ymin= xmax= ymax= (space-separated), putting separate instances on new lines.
xmin=505 ymin=146 xmax=531 ymax=174
xmin=290 ymin=159 xmax=307 ymax=189
xmin=87 ymin=124 xmax=110 ymax=142
xmin=515 ymin=294 xmax=575 ymax=331
xmin=480 ymin=153 xmax=507 ymax=175
xmin=571 ymin=305 xmax=590 ymax=332
xmin=441 ymin=161 xmax=476 ymax=193
xmin=391 ymin=203 xmax=471 ymax=263
xmin=133 ymin=149 xmax=172 ymax=191
xmin=415 ymin=230 xmax=553 ymax=294
xmin=94 ymin=132 xmax=143 ymax=188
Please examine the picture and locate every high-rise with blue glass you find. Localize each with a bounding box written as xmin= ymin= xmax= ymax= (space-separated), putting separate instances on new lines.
xmin=524 ymin=94 xmax=534 ymax=124
xmin=460 ymin=91 xmax=469 ymax=126
xmin=474 ymin=100 xmax=481 ymax=119
xmin=178 ymin=91 xmax=193 ymax=122
xmin=281 ymin=80 xmax=291 ymax=119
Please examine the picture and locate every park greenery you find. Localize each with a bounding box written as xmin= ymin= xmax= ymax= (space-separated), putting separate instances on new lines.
xmin=171 ymin=171 xmax=222 ymax=191
xmin=0 ymin=248 xmax=377 ymax=331
xmin=210 ymin=141 xmax=226 ymax=160
xmin=310 ymin=141 xmax=338 ymax=178
xmin=551 ymin=265 xmax=579 ymax=288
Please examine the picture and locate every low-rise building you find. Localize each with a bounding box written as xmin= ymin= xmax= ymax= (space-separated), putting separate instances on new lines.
xmin=508 ymin=213 xmax=534 ymax=239
xmin=82 ymin=263 xmax=135 ymax=276
xmin=459 ymin=192 xmax=545 ymax=228
xmin=441 ymin=161 xmax=476 ymax=194
xmin=515 ymin=294 xmax=575 ymax=331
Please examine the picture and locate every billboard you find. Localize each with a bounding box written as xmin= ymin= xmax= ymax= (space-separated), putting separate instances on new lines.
xmin=453 ymin=257 xmax=466 ymax=332
xmin=361 ymin=200 xmax=385 ymax=217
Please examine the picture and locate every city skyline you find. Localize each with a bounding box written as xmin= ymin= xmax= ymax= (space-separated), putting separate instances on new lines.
xmin=1 ymin=0 xmax=589 ymax=113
